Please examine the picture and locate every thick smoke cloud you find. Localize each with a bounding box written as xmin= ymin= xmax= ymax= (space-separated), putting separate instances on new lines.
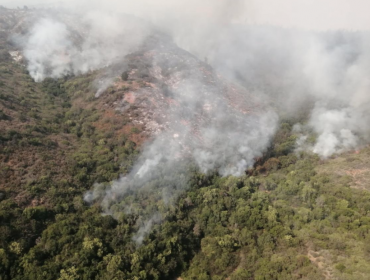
xmin=6 ymin=0 xmax=370 ymax=31
xmin=209 ymin=27 xmax=370 ymax=158
xmin=18 ymin=11 xmax=149 ymax=82
xmin=16 ymin=0 xmax=249 ymax=79
xmin=12 ymin=0 xmax=370 ymax=243
xmin=23 ymin=18 xmax=72 ymax=81
xmin=83 ymin=39 xmax=277 ymax=243
xmin=12 ymin=1 xmax=276 ymax=244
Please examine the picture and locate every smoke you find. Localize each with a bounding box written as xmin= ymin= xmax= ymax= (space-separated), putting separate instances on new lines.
xmin=84 ymin=110 xmax=277 ymax=244
xmin=297 ymin=32 xmax=370 ymax=156
xmin=12 ymin=3 xmax=277 ymax=244
xmin=208 ymin=26 xmax=370 ymax=158
xmin=12 ymin=0 xmax=370 ymax=243
xmin=309 ymin=108 xmax=361 ymax=157
xmin=83 ymin=45 xmax=278 ymax=244
xmin=17 ymin=10 xmax=149 ymax=82
xmin=22 ymin=18 xmax=72 ymax=81
xmin=132 ymin=213 xmax=162 ymax=245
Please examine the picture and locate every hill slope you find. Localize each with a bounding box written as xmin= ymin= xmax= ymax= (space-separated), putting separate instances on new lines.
xmin=1 ymin=7 xmax=370 ymax=280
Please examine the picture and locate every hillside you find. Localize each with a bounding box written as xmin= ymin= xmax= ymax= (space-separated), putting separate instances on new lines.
xmin=1 ymin=7 xmax=370 ymax=280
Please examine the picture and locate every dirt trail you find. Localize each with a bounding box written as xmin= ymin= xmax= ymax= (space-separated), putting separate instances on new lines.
xmin=307 ymin=248 xmax=336 ymax=280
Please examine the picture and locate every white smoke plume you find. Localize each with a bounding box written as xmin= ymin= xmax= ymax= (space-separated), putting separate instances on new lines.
xmin=17 ymin=10 xmax=149 ymax=82
xmin=11 ymin=0 xmax=370 ymax=243
xmin=209 ymin=27 xmax=370 ymax=158
xmin=82 ymin=48 xmax=278 ymax=244
xmin=23 ymin=18 xmax=72 ymax=81
xmin=12 ymin=2 xmax=278 ymax=244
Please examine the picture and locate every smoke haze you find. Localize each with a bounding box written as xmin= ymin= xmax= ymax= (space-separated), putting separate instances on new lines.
xmin=16 ymin=11 xmax=150 ymax=82
xmin=5 ymin=0 xmax=370 ymax=30
xmin=209 ymin=27 xmax=370 ymax=157
xmin=7 ymin=0 xmax=370 ymax=243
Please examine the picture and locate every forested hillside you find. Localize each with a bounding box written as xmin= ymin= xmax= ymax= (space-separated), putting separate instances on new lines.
xmin=2 ymin=7 xmax=370 ymax=280
xmin=1 ymin=51 xmax=370 ymax=280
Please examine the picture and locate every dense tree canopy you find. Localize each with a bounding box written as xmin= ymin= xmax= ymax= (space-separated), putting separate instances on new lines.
xmin=1 ymin=46 xmax=370 ymax=280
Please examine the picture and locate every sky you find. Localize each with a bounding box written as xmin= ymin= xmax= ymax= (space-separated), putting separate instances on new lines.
xmin=1 ymin=0 xmax=370 ymax=31
xmin=252 ymin=0 xmax=370 ymax=31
